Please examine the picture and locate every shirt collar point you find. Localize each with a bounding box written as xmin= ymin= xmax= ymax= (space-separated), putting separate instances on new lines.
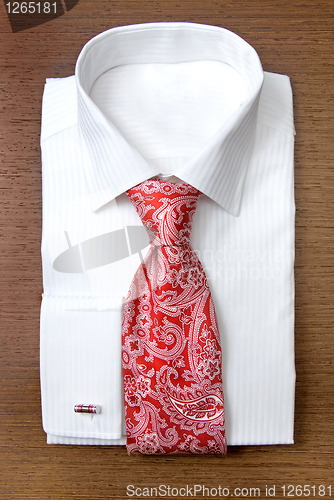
xmin=88 ymin=170 xmax=162 ymax=212
xmin=212 ymin=197 xmax=241 ymax=217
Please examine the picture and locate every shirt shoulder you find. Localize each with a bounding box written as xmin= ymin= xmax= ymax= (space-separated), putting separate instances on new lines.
xmin=258 ymin=71 xmax=295 ymax=136
xmin=40 ymin=75 xmax=77 ymax=144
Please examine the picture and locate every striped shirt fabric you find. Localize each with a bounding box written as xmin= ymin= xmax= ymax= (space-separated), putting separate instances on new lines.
xmin=40 ymin=22 xmax=295 ymax=446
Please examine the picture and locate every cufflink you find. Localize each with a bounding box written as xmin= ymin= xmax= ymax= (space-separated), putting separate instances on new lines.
xmin=74 ymin=404 xmax=101 ymax=414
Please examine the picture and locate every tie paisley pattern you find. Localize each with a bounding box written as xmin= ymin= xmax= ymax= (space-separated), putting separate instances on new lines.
xmin=122 ymin=179 xmax=227 ymax=455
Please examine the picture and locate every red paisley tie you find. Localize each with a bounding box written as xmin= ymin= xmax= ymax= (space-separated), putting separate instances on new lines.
xmin=122 ymin=179 xmax=227 ymax=455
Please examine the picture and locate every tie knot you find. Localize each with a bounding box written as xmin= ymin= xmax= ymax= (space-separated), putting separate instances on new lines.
xmin=127 ymin=179 xmax=201 ymax=247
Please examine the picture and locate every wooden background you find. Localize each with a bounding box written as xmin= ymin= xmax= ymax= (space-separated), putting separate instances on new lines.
xmin=0 ymin=1 xmax=333 ymax=498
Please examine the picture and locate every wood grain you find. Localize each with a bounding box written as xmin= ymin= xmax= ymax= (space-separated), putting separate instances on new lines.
xmin=0 ymin=1 xmax=333 ymax=498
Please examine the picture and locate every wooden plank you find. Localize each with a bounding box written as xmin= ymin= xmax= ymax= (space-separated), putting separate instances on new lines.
xmin=1 ymin=0 xmax=333 ymax=498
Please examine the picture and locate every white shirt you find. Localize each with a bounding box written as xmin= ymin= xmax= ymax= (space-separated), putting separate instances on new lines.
xmin=40 ymin=22 xmax=296 ymax=446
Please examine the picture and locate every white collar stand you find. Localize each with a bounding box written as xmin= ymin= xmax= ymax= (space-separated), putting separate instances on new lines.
xmin=75 ymin=22 xmax=263 ymax=215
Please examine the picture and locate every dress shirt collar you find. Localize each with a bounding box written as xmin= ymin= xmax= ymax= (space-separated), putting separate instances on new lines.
xmin=75 ymin=22 xmax=263 ymax=215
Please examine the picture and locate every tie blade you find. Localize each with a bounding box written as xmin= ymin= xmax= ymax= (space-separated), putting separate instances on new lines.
xmin=122 ymin=180 xmax=226 ymax=455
